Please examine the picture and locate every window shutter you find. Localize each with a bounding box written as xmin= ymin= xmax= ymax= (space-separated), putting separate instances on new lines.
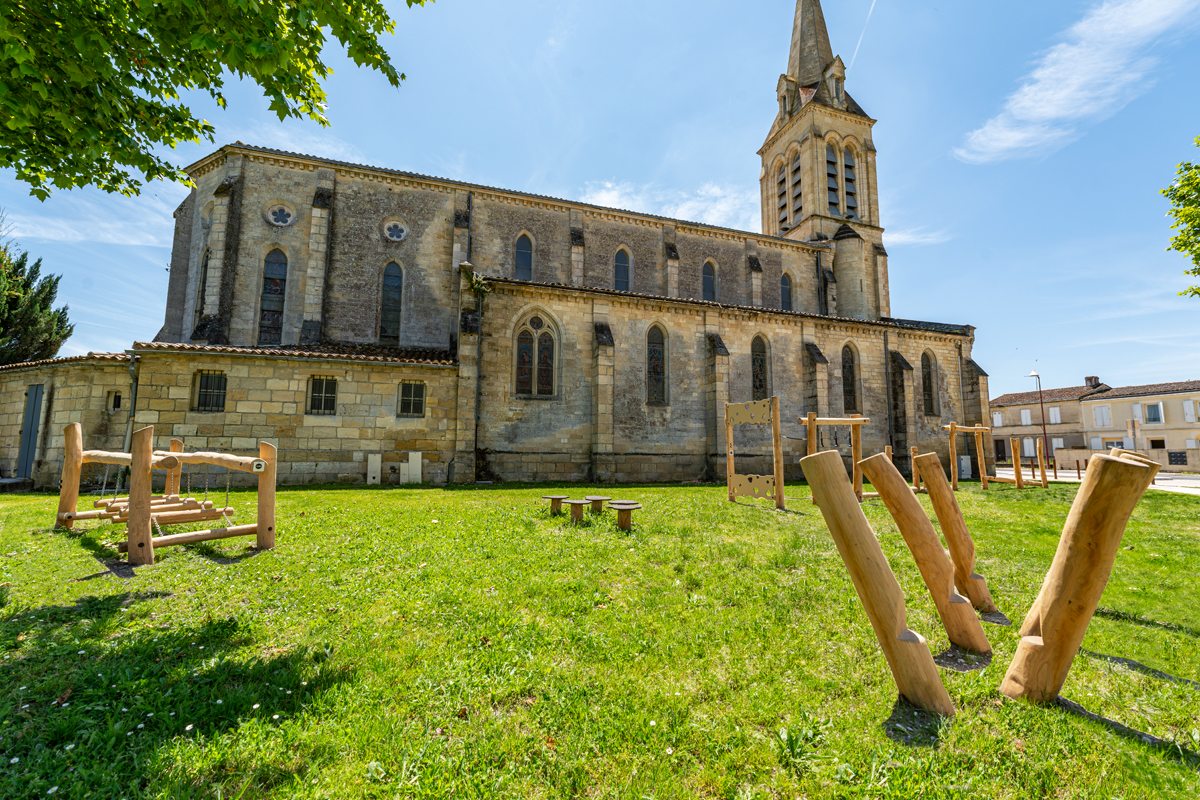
xmin=1184 ymin=400 xmax=1196 ymax=424
xmin=1102 ymin=406 xmax=1112 ymax=427
xmin=1049 ymin=407 xmax=1061 ymax=425
xmin=1187 ymin=439 xmax=1197 ymax=450
xmin=1132 ymin=403 xmax=1143 ymax=423
xmin=1052 ymin=438 xmax=1064 ymax=450
xmin=992 ymin=412 xmax=1002 ymax=428
xmin=1156 ymin=402 xmax=1165 ymax=423
xmin=1090 ymin=437 xmax=1102 ymax=450
xmin=1020 ymin=409 xmax=1032 ymax=426
xmin=1023 ymin=438 xmax=1035 ymax=457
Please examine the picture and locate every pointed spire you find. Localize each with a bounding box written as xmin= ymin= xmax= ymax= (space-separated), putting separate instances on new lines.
xmin=787 ymin=0 xmax=835 ymax=87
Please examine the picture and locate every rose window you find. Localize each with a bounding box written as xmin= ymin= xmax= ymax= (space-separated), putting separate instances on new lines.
xmin=385 ymin=223 xmax=408 ymax=241
xmin=268 ymin=206 xmax=293 ymax=226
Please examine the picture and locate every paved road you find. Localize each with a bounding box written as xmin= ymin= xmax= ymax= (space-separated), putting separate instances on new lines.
xmin=993 ymin=467 xmax=1200 ymax=497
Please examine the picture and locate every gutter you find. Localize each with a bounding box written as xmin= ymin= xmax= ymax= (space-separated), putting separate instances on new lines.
xmin=122 ymin=354 xmax=140 ymax=453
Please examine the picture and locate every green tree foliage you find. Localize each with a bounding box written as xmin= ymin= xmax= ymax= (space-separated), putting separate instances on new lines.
xmin=0 ymin=0 xmax=428 ymax=199
xmin=0 ymin=241 xmax=73 ymax=365
xmin=1163 ymin=136 xmax=1200 ymax=298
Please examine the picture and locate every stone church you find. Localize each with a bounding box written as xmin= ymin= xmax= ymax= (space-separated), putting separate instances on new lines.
xmin=1 ymin=0 xmax=992 ymax=488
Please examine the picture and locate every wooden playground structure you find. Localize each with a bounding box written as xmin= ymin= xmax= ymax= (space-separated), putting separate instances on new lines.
xmin=990 ymin=435 xmax=1049 ymax=490
xmin=55 ymin=423 xmax=277 ymax=565
xmin=724 ymin=397 xmax=786 ymax=510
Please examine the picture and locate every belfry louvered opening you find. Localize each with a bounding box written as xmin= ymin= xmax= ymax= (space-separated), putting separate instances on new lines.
xmin=826 ymin=145 xmax=840 ymax=217
xmin=776 ymin=165 xmax=788 ymax=230
xmin=844 ymin=150 xmax=858 ymax=220
xmin=791 ymin=152 xmax=803 ymax=218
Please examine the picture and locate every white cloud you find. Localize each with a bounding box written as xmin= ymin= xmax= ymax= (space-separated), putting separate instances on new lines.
xmin=225 ymin=120 xmax=366 ymax=163
xmin=955 ymin=0 xmax=1200 ymax=164
xmin=884 ymin=226 xmax=952 ymax=246
xmin=8 ymin=188 xmax=185 ymax=247
xmin=580 ymin=180 xmax=761 ymax=232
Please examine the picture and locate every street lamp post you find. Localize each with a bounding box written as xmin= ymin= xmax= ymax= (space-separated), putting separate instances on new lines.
xmin=1028 ymin=371 xmax=1054 ymax=479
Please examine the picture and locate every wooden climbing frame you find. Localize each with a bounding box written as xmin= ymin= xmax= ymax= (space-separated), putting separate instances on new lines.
xmin=940 ymin=423 xmax=992 ymax=491
xmin=725 ymin=397 xmax=785 ymax=510
xmin=802 ymin=412 xmax=872 ymax=501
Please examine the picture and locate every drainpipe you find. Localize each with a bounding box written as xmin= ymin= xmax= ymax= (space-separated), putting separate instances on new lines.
xmin=883 ymin=331 xmax=894 ymax=450
xmin=122 ymin=354 xmax=140 ymax=453
xmin=466 ymin=193 xmax=485 ymax=478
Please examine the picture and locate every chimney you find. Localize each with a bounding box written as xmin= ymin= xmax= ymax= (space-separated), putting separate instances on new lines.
xmin=1085 ymin=376 xmax=1100 ymax=388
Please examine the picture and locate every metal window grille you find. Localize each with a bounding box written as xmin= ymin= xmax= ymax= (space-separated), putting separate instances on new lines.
xmin=308 ymin=377 xmax=337 ymax=415
xmin=194 ymin=372 xmax=227 ymax=412
xmin=398 ymin=382 xmax=425 ymax=416
xmin=647 ymin=326 xmax=665 ymax=405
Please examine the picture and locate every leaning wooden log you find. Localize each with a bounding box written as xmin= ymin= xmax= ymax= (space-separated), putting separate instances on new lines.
xmin=801 ymin=450 xmax=956 ymax=717
xmin=83 ymin=451 xmax=179 ymax=470
xmin=118 ymin=523 xmax=259 ymax=552
xmin=1036 ymin=438 xmax=1048 ymax=488
xmin=915 ymin=453 xmax=998 ymax=613
xmin=999 ymin=453 xmax=1158 ymax=703
xmin=153 ymin=451 xmax=267 ymax=473
xmin=859 ymin=454 xmax=992 ymax=654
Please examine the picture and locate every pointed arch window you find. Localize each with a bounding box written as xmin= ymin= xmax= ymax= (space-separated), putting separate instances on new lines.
xmin=380 ymin=262 xmax=403 ymax=346
xmin=647 ymin=326 xmax=666 ymax=405
xmin=844 ymin=150 xmax=858 ymax=220
xmin=258 ymin=249 xmax=287 ymax=345
xmin=776 ymin=164 xmax=788 ymax=230
xmin=842 ymin=345 xmax=858 ymax=414
xmin=615 ymin=250 xmax=630 ymax=291
xmin=752 ymin=336 xmax=769 ymax=401
xmin=195 ymin=249 xmax=210 ymax=327
xmin=791 ymin=152 xmax=803 ymax=218
xmin=515 ymin=235 xmax=533 ymax=281
xmin=780 ymin=273 xmax=793 ymax=311
xmin=826 ymin=144 xmax=841 ymax=217
xmin=921 ymin=352 xmax=938 ymax=416
xmin=702 ymin=262 xmax=716 ymax=302
xmin=515 ymin=317 xmax=556 ymax=397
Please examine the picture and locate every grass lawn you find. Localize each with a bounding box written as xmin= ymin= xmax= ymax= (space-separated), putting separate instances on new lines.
xmin=1 ymin=479 xmax=1199 ymax=799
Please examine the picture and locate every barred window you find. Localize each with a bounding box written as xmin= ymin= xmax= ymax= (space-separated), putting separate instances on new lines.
xmin=781 ymin=273 xmax=793 ymax=311
xmin=515 ymin=235 xmax=533 ymax=281
xmin=752 ymin=336 xmax=769 ymax=401
xmin=192 ymin=371 xmax=227 ymax=413
xmin=842 ymin=345 xmax=857 ymax=413
xmin=258 ymin=249 xmax=287 ymax=345
xmin=647 ymin=326 xmax=666 ymax=405
xmin=380 ymin=262 xmax=403 ymax=346
xmin=308 ymin=376 xmax=337 ymax=416
xmin=398 ymin=382 xmax=425 ymax=417
xmin=615 ymin=249 xmax=630 ymax=291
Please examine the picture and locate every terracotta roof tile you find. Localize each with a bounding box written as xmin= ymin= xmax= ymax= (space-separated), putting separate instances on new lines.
xmin=991 ymin=384 xmax=1109 ymax=406
xmin=1084 ymin=380 xmax=1200 ymax=400
xmin=0 ymin=352 xmax=130 ymax=373
xmin=131 ymin=342 xmax=457 ymax=366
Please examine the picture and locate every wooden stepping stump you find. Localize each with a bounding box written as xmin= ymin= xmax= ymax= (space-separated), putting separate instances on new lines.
xmin=608 ymin=502 xmax=641 ymax=531
xmin=585 ymin=495 xmax=611 ymax=513
xmin=542 ymin=495 xmax=570 ymax=515
xmin=565 ymin=499 xmax=590 ymax=524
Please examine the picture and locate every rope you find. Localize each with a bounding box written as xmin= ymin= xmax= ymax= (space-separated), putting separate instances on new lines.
xmin=100 ymin=464 xmax=109 ymax=497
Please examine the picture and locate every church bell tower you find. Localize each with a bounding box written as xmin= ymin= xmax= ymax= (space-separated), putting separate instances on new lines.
xmin=758 ymin=0 xmax=889 ymax=320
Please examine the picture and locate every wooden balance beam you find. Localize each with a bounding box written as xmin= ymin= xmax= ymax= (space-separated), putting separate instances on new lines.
xmin=118 ymin=523 xmax=259 ymax=553
xmin=803 ymin=412 xmax=872 ymax=502
xmin=940 ymin=423 xmax=991 ymax=491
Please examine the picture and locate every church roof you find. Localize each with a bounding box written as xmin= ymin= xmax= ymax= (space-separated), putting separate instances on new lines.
xmin=788 ymin=0 xmax=835 ymax=88
xmin=486 ymin=277 xmax=974 ymax=337
xmin=189 ymin=144 xmax=833 ymax=254
xmin=130 ymin=341 xmax=458 ymax=366
xmin=0 ymin=352 xmax=130 ymax=373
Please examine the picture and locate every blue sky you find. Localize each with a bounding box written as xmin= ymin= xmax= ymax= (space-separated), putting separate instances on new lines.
xmin=3 ymin=0 xmax=1199 ymax=397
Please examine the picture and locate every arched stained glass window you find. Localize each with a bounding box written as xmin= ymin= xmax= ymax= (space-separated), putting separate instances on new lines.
xmin=647 ymin=326 xmax=666 ymax=405
xmin=921 ymin=352 xmax=937 ymax=416
xmin=781 ymin=274 xmax=793 ymax=311
xmin=752 ymin=336 xmax=769 ymax=401
xmin=703 ymin=262 xmax=716 ymax=302
xmin=516 ymin=331 xmax=534 ymax=395
xmin=844 ymin=150 xmax=858 ymax=220
xmin=258 ymin=249 xmax=287 ymax=345
xmin=615 ymin=250 xmax=630 ymax=291
xmin=842 ymin=345 xmax=857 ymax=414
xmin=380 ymin=262 xmax=403 ymax=346
xmin=537 ymin=332 xmax=554 ymax=396
xmin=515 ymin=235 xmax=533 ymax=281
xmin=827 ymin=144 xmax=841 ymax=217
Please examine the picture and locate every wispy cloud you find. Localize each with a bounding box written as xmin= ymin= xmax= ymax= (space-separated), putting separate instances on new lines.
xmin=955 ymin=0 xmax=1200 ymax=164
xmin=884 ymin=226 xmax=952 ymax=246
xmin=580 ymin=180 xmax=760 ymax=232
xmin=849 ymin=0 xmax=879 ymax=71
xmin=225 ymin=120 xmax=366 ymax=163
xmin=8 ymin=188 xmax=185 ymax=247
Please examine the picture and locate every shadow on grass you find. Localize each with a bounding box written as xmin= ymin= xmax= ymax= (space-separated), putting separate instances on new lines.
xmin=0 ymin=591 xmax=353 ymax=798
xmin=1079 ymin=648 xmax=1200 ymax=690
xmin=1093 ymin=606 xmax=1200 ymax=639
xmin=1055 ymin=698 xmax=1200 ymax=765
xmin=933 ymin=645 xmax=992 ymax=673
xmin=881 ymin=696 xmax=947 ymax=749
xmin=980 ymin=610 xmax=1013 ymax=626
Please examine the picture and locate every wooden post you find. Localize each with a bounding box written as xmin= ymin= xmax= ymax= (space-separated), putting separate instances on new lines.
xmin=1036 ymin=437 xmax=1048 ymax=488
xmin=1000 ymin=454 xmax=1158 ymax=702
xmin=850 ymin=413 xmax=863 ymax=501
xmin=256 ymin=441 xmax=277 ymax=550
xmin=55 ymin=423 xmax=84 ymax=529
xmin=948 ymin=422 xmax=959 ymax=491
xmin=1076 ymin=460 xmax=1081 ymax=480
xmin=800 ymin=450 xmax=955 ymax=717
xmin=725 ymin=404 xmax=736 ymax=503
xmin=859 ymin=454 xmax=991 ymax=654
xmin=974 ymin=431 xmax=988 ymax=490
xmin=126 ymin=426 xmax=155 ymax=566
xmin=806 ymin=412 xmax=818 ymax=456
xmin=167 ymin=438 xmax=183 ymax=497
xmin=914 ymin=453 xmax=998 ymax=613
xmin=771 ymin=397 xmax=785 ymax=510
xmin=1011 ymin=438 xmax=1024 ymax=489
xmin=910 ymin=446 xmax=922 ymax=492
xmin=885 ymin=445 xmax=893 ymax=462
